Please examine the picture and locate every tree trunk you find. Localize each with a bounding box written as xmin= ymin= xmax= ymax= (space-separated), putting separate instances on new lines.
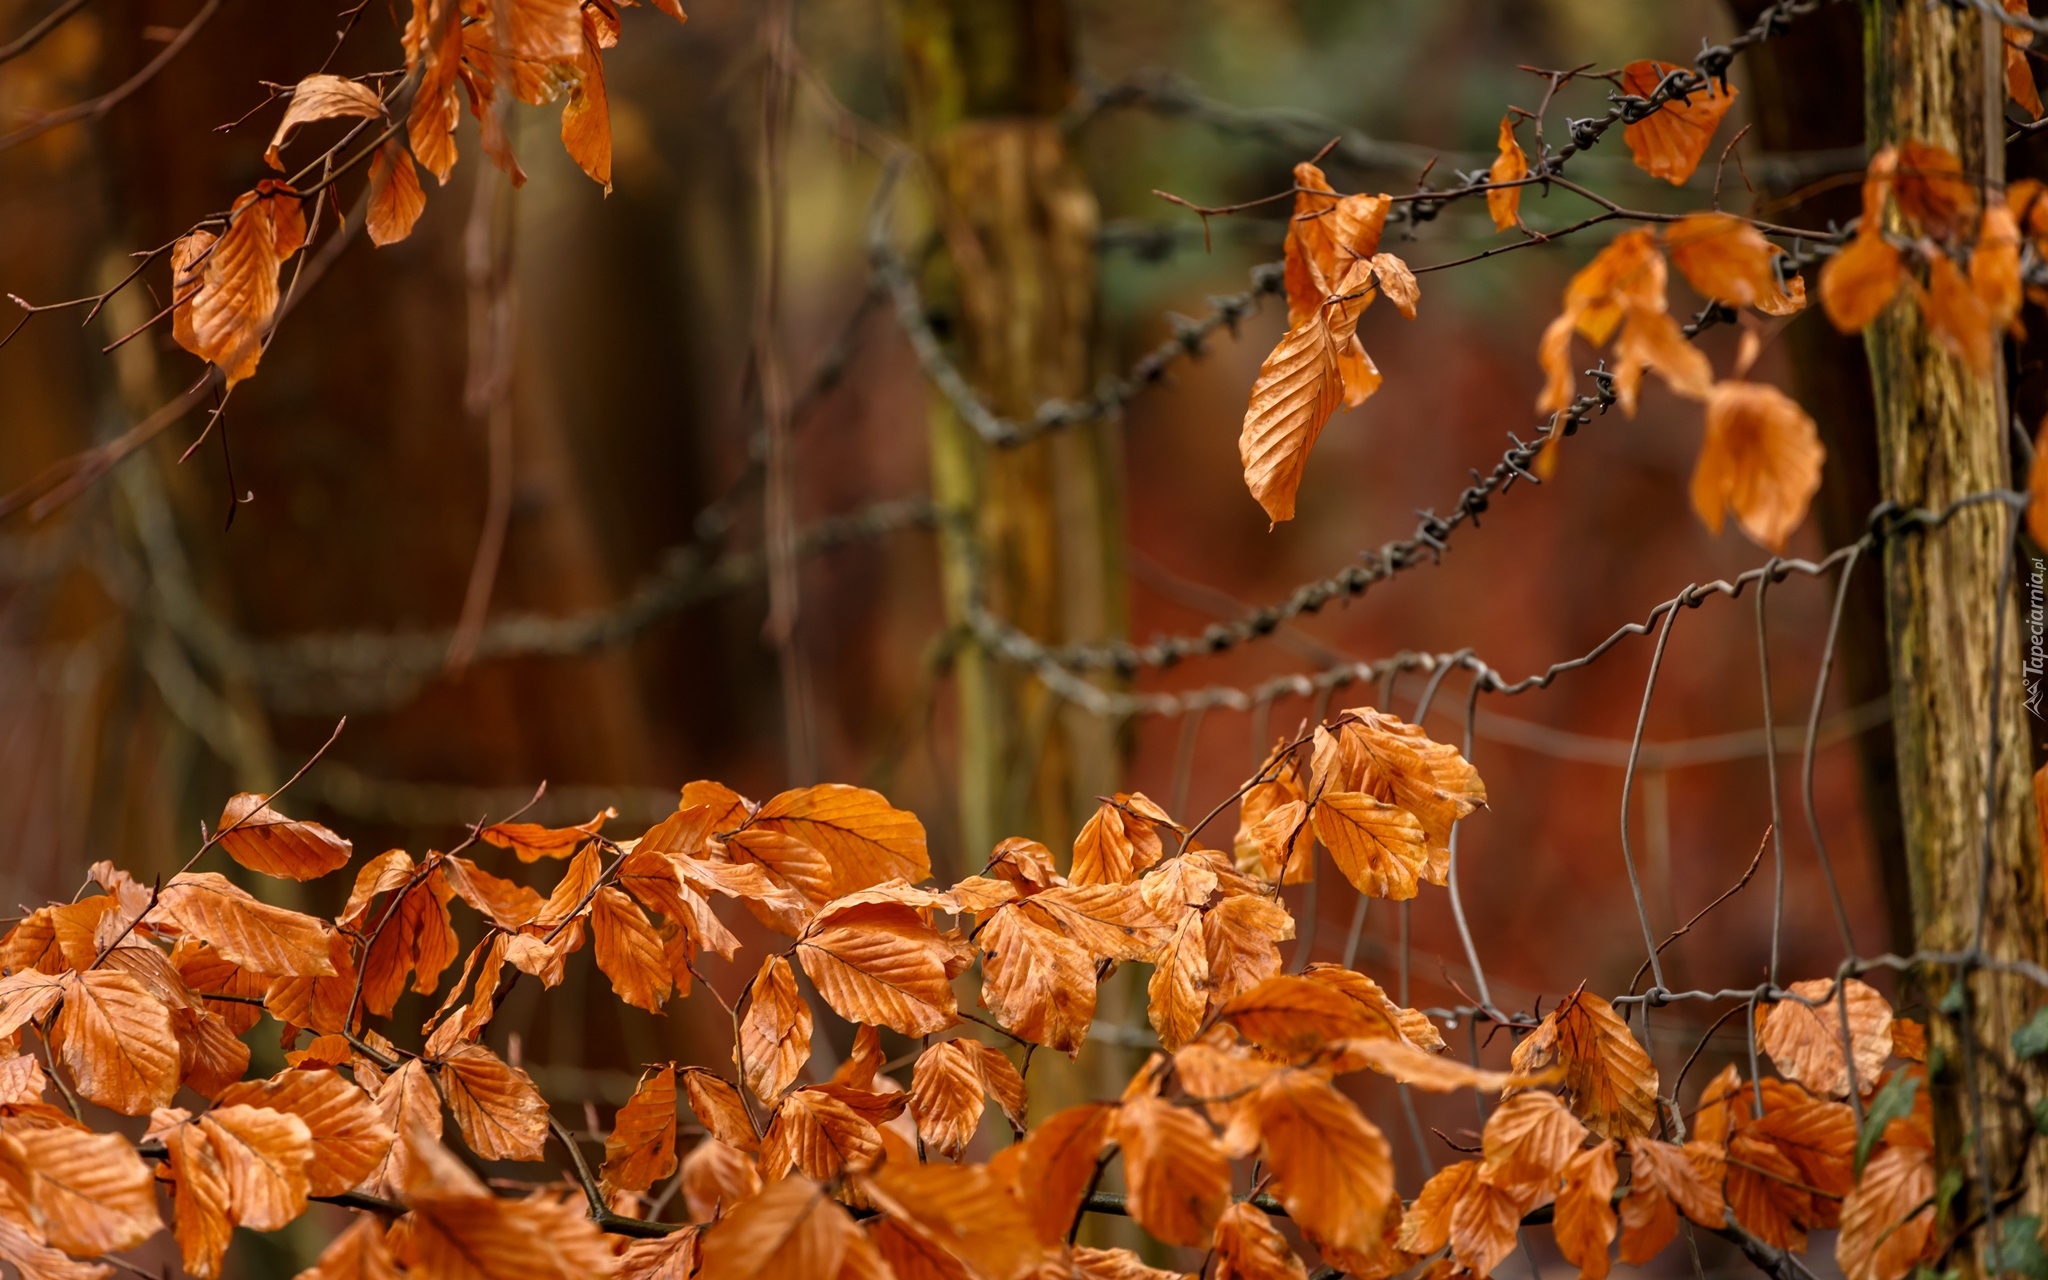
xmin=897 ymin=0 xmax=1124 ymax=865
xmin=1861 ymin=0 xmax=2048 ymax=1240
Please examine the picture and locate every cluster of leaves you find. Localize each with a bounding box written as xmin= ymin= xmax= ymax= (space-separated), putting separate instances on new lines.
xmin=1236 ymin=55 xmax=1800 ymax=542
xmin=166 ymin=0 xmax=680 ymax=387
xmin=0 ymin=704 xmax=1968 ymax=1280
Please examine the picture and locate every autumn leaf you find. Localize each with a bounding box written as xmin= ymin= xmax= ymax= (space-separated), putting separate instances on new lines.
xmin=560 ymin=6 xmax=612 ymax=192
xmin=619 ymin=1227 xmax=699 ymax=1280
xmin=792 ymin=897 xmax=956 ymax=1038
xmin=728 ymin=784 xmax=929 ymax=906
xmin=1665 ymin=213 xmax=1789 ymax=311
xmin=1214 ymin=1201 xmax=1306 ymax=1280
xmin=1313 ymin=792 xmax=1429 ymax=900
xmin=439 ymin=854 xmax=544 ymax=929
xmin=160 ymin=872 xmax=336 ymax=977
xmin=1020 ymin=883 xmax=1174 ymax=960
xmin=1202 ymin=893 xmax=1294 ymax=1008
xmin=1554 ymin=1140 xmax=1618 ymax=1280
xmin=480 ymin=807 xmax=614 ymax=862
xmin=1690 ymin=380 xmax=1825 ymax=553
xmin=1239 ymin=281 xmax=1349 ymax=524
xmin=361 ymin=1058 xmax=441 ymax=1198
xmin=1974 ymin=203 xmax=2023 ymax=333
xmin=1146 ymin=908 xmax=1209 ymax=1051
xmin=601 ymin=1065 xmax=679 ymax=1192
xmin=294 ymin=1217 xmax=400 ymax=1280
xmin=1301 ymin=964 xmax=1439 ymax=1048
xmin=680 ymin=1139 xmax=761 ymax=1222
xmin=0 ymin=969 xmax=68 ymax=1040
xmin=215 ymin=1067 xmax=392 ymax=1197
xmin=586 ymin=886 xmax=672 ymax=1014
xmin=696 ymin=1174 xmax=859 ymax=1280
xmin=1836 ymin=1144 xmax=1935 ymax=1280
xmin=1115 ymin=1095 xmax=1231 ymax=1246
xmin=1612 ymin=308 xmax=1713 ymax=416
xmin=200 ymin=1104 xmax=316 ymax=1230
xmin=171 ymin=182 xmax=306 ymax=385
xmin=1510 ymin=990 xmax=1657 ymax=1138
xmin=438 ymin=1041 xmax=550 ymax=1161
xmin=760 ymin=1086 xmax=884 ymax=1182
xmin=977 ymin=904 xmax=1097 ymax=1055
xmin=1070 ymin=795 xmax=1170 ymax=887
xmin=1217 ymin=974 xmax=1387 ymax=1058
xmin=1757 ymin=977 xmax=1893 ymax=1098
xmin=0 ymin=1052 xmax=47 ymax=1105
xmin=1479 ymin=1089 xmax=1587 ymax=1196
xmin=1488 ymin=115 xmax=1527 ymax=232
xmin=1920 ymin=250 xmax=1995 ymax=373
xmin=680 ymin=1067 xmax=759 ymax=1152
xmin=360 ymin=869 xmax=460 ymax=1016
xmin=1618 ymin=61 xmax=1737 ymax=184
xmin=0 ymin=1125 xmax=163 ymax=1256
xmin=397 ymin=1128 xmax=617 ymax=1280
xmin=265 ymin=74 xmax=384 ymax=170
xmin=50 ymin=969 xmax=180 ymax=1115
xmin=738 ymin=954 xmax=812 ymax=1100
xmin=1224 ymin=1068 xmax=1395 ymax=1256
xmin=863 ymin=1161 xmax=1044 ymax=1280
xmin=215 ymin=793 xmax=353 ymax=880
xmin=1893 ymin=140 xmax=1977 ymax=239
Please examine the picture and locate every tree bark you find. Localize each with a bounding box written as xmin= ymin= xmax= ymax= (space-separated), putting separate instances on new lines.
xmin=897 ymin=0 xmax=1124 ymax=864
xmin=1861 ymin=0 xmax=2048 ymax=1238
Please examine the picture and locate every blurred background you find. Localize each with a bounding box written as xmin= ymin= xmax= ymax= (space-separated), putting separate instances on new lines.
xmin=0 ymin=0 xmax=1938 ymax=1273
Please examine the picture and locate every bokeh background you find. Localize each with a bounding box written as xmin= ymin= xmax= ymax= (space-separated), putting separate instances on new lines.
xmin=0 ymin=0 xmax=1949 ymax=1274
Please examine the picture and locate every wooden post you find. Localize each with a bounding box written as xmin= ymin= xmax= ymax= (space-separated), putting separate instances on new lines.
xmin=1861 ymin=0 xmax=2048 ymax=1235
xmin=897 ymin=0 xmax=1124 ymax=863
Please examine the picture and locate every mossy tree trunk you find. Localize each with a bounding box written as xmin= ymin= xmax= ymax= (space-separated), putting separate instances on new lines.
xmin=1861 ymin=0 xmax=2048 ymax=1243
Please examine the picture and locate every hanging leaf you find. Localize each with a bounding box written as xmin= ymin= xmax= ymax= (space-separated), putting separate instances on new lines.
xmin=1757 ymin=977 xmax=1893 ymax=1098
xmin=159 ymin=873 xmax=337 ymax=977
xmin=50 ymin=970 xmax=180 ymax=1115
xmin=437 ymin=1042 xmax=550 ymax=1161
xmin=1691 ymin=380 xmax=1825 ymax=553
xmin=1836 ymin=1145 xmax=1936 ymax=1280
xmin=1224 ymin=1068 xmax=1395 ymax=1256
xmin=215 ymin=1067 xmax=392 ymax=1197
xmin=737 ymin=954 xmax=812 ymax=1100
xmin=215 ymin=794 xmax=354 ymax=881
xmin=696 ymin=1174 xmax=859 ymax=1280
xmin=264 ymin=74 xmax=385 ymax=170
xmin=479 ymin=808 xmax=615 ymax=862
xmin=601 ymin=1065 xmax=680 ymax=1192
xmin=1552 ymin=1140 xmax=1618 ymax=1280
xmin=1617 ymin=61 xmax=1737 ymax=184
xmin=1511 ymin=990 xmax=1658 ymax=1138
xmin=977 ymin=904 xmax=1097 ymax=1055
xmin=1116 ymin=1096 xmax=1231 ymax=1246
xmin=1488 ymin=115 xmax=1527 ymax=232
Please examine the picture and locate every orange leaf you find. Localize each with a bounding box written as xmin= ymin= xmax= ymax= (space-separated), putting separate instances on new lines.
xmin=1282 ymin=162 xmax=1342 ymax=328
xmin=696 ymin=1174 xmax=859 ymax=1280
xmin=602 ymin=1065 xmax=680 ymax=1193
xmin=680 ymin=1138 xmax=761 ymax=1222
xmin=1920 ymin=249 xmax=1995 ymax=373
xmin=0 ymin=1125 xmax=162 ymax=1256
xmin=160 ymin=872 xmax=337 ymax=977
xmin=1111 ymin=1095 xmax=1228 ymax=1247
xmin=1757 ymin=977 xmax=1893 ymax=1098
xmin=265 ymin=74 xmax=384 ymax=170
xmin=216 ymin=793 xmax=353 ymax=880
xmin=1893 ymin=140 xmax=1977 ymax=240
xmin=761 ymin=1087 xmax=883 ymax=1182
xmin=1002 ymin=1103 xmax=1113 ymax=1246
xmin=737 ymin=954 xmax=812 ymax=1100
xmin=909 ymin=1039 xmax=992 ymax=1156
xmin=51 ymin=969 xmax=180 ymax=1115
xmin=172 ymin=183 xmax=306 ymax=385
xmin=681 ymin=1067 xmax=760 ymax=1152
xmin=560 ymin=7 xmax=611 ymax=192
xmin=797 ymin=899 xmax=957 ymax=1036
xmin=361 ymin=1058 xmax=441 ymax=1198
xmin=976 ymin=904 xmax=1097 ymax=1056
xmin=1612 ymin=308 xmax=1712 ymax=416
xmin=1239 ymin=289 xmax=1349 ymax=524
xmin=1835 ymin=1144 xmax=1935 ymax=1280
xmin=1146 ymin=909 xmax=1209 ymax=1051
xmin=1448 ymin=1178 xmax=1525 ymax=1276
xmin=1617 ymin=61 xmax=1736 ymax=185
xmin=201 ymin=1103 xmax=316 ymax=1230
xmin=296 ymin=1217 xmax=401 ymax=1280
xmin=1665 ymin=213 xmax=1786 ymax=310
xmin=440 ymin=854 xmax=545 ymax=929
xmin=438 ymin=1041 xmax=549 ymax=1161
xmin=1488 ymin=115 xmax=1527 ymax=232
xmin=1070 ymin=796 xmax=1168 ymax=887
xmin=1553 ymin=1140 xmax=1618 ymax=1280
xmin=1396 ymin=1160 xmax=1475 ymax=1255
xmin=732 ymin=784 xmax=930 ymax=906
xmin=1974 ymin=203 xmax=2023 ymax=332
xmin=341 ymin=849 xmax=416 ymax=928
xmin=620 ymin=1227 xmax=700 ymax=1280
xmin=216 ymin=1067 xmax=392 ymax=1197
xmin=862 ymin=1161 xmax=1044 ymax=1280
xmin=1509 ymin=990 xmax=1658 ymax=1139
xmin=1627 ymin=1136 xmax=1725 ymax=1229
xmin=1214 ymin=1200 xmax=1306 ymax=1280
xmin=1020 ymin=883 xmax=1174 ymax=961
xmin=1819 ymin=232 xmax=1904 ymax=333
xmin=1313 ymin=792 xmax=1429 ymax=901
xmin=1217 ymin=974 xmax=1386 ymax=1058
xmin=1202 ymin=893 xmax=1294 ymax=1008
xmin=592 ymin=886 xmax=672 ymax=1014
xmin=480 ymin=808 xmax=615 ymax=862
xmin=1691 ymin=380 xmax=1825 ymax=553
xmin=0 ymin=970 xmax=68 ymax=1041
xmin=161 ymin=1115 xmax=234 ymax=1278
xmin=1479 ymin=1089 xmax=1587 ymax=1192
xmin=1226 ymin=1069 xmax=1394 ymax=1256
